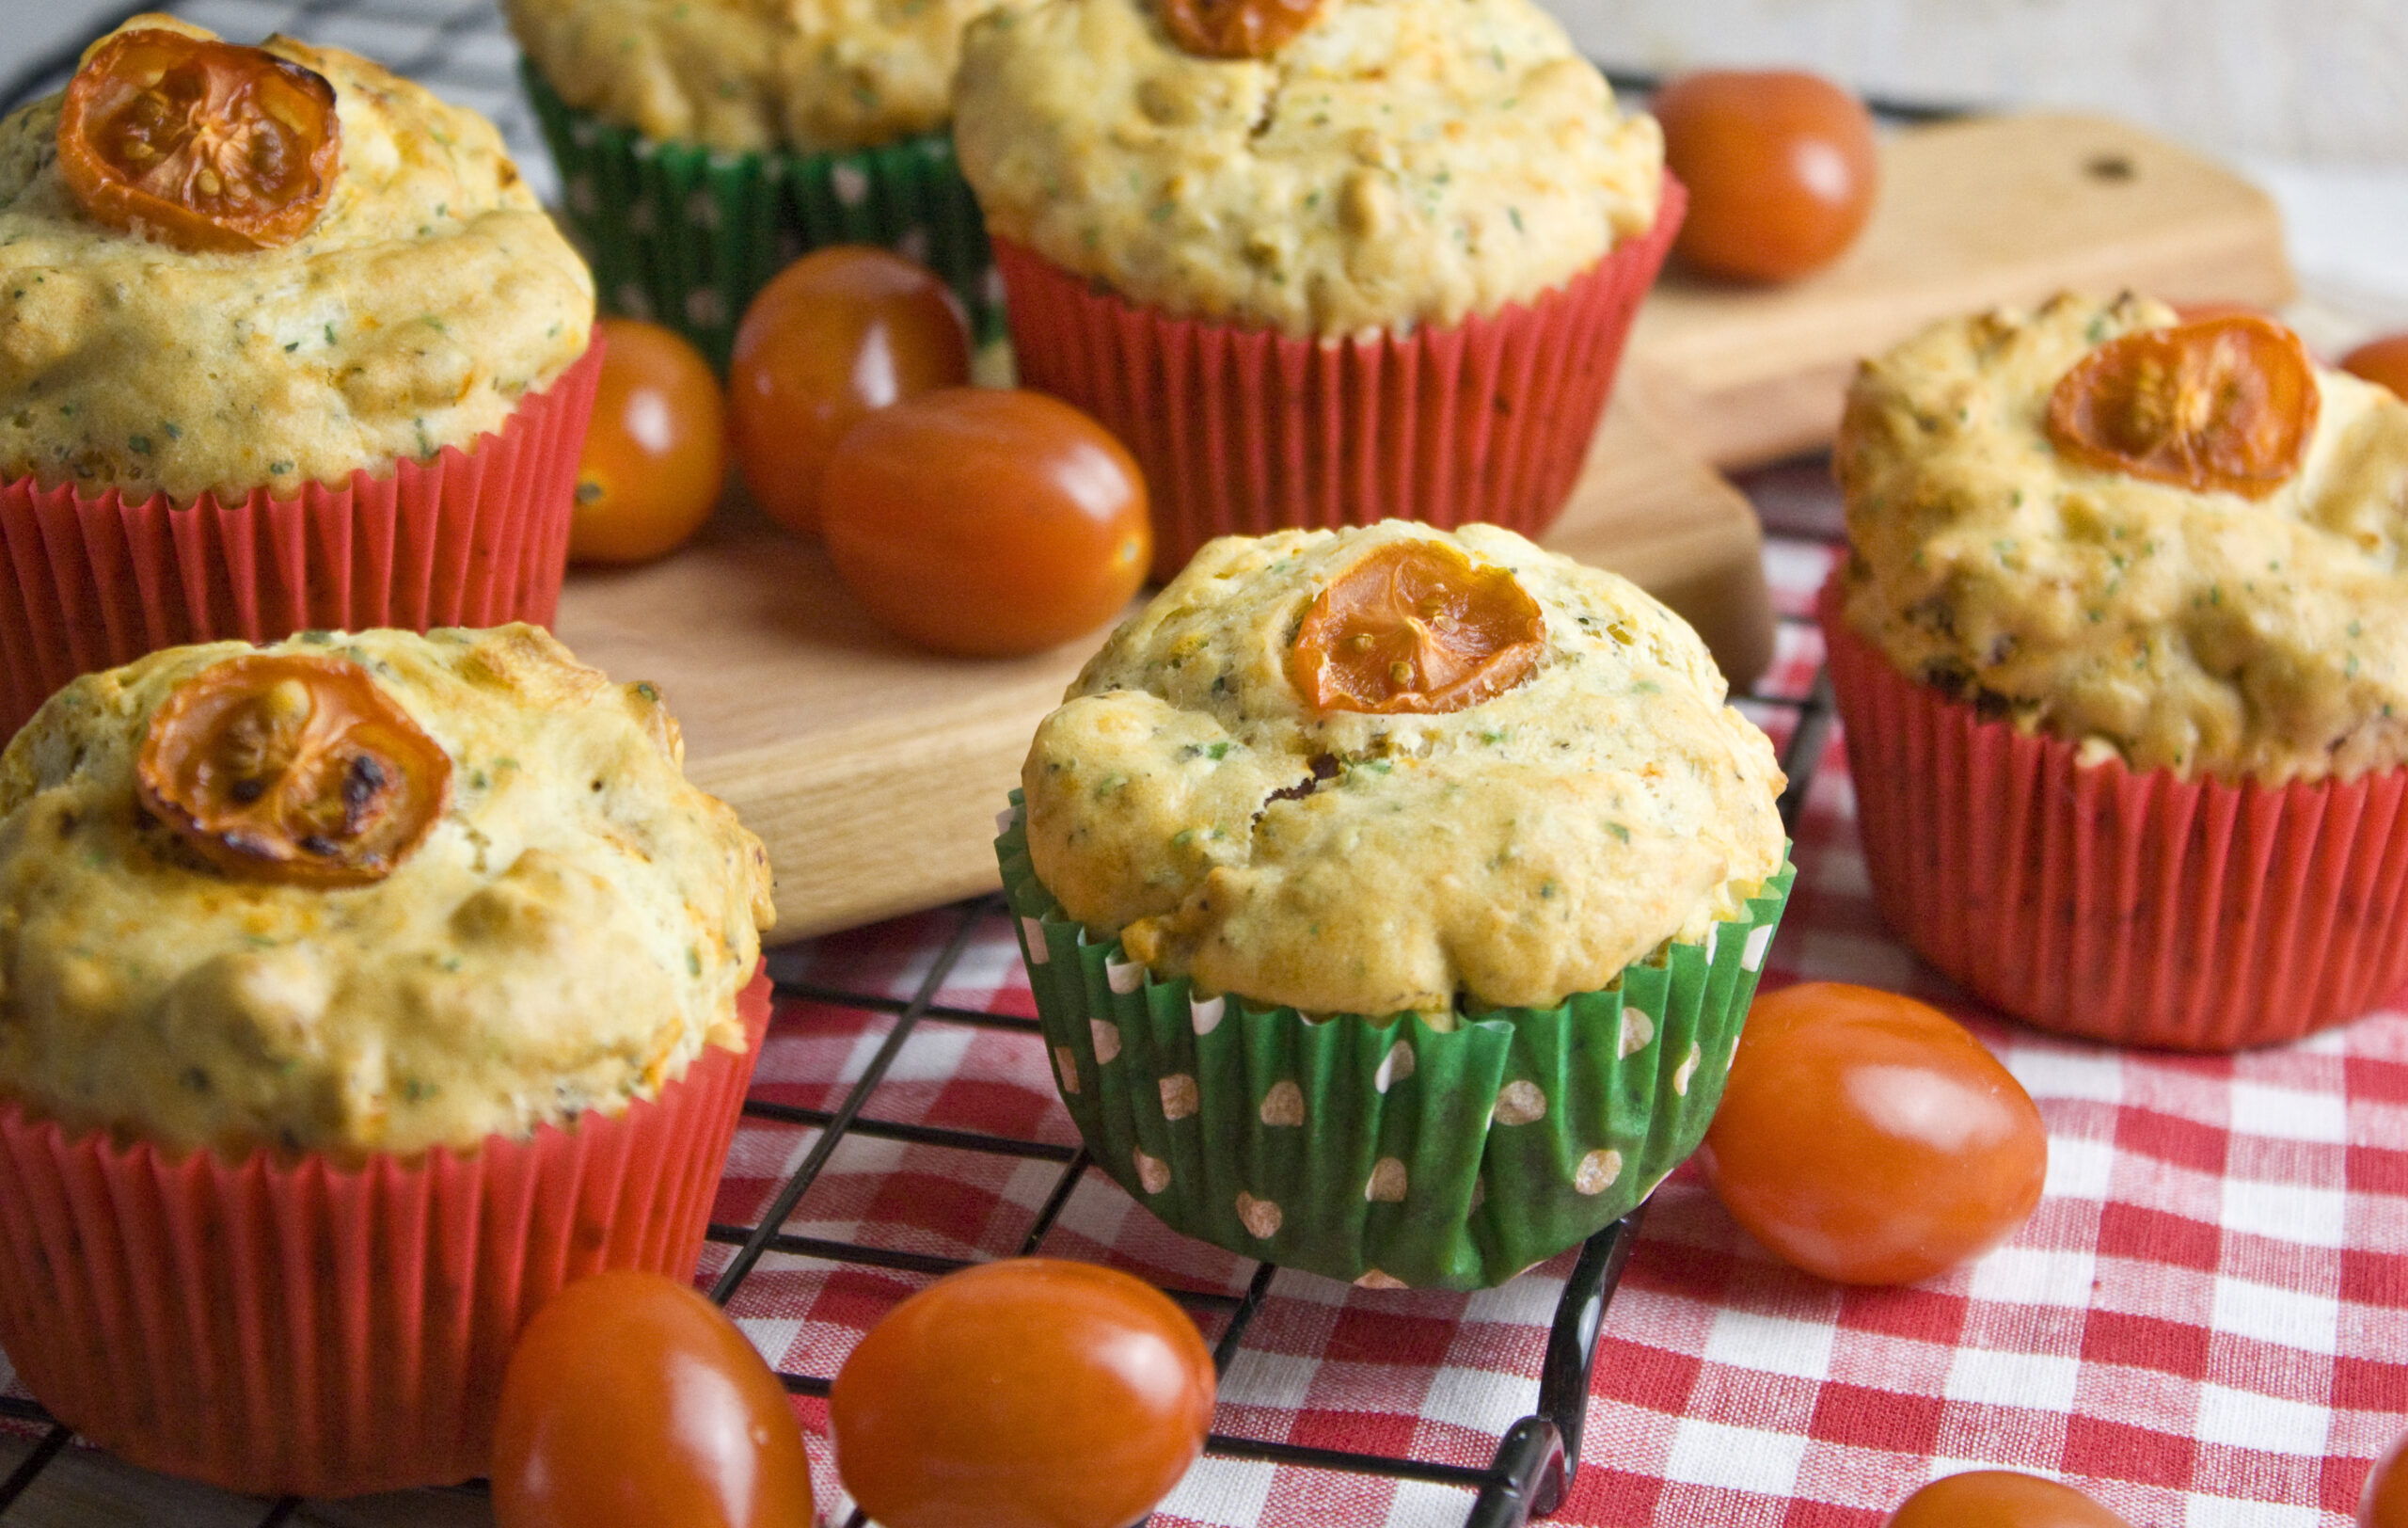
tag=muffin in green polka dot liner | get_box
[996,799,1795,1291]
[520,62,1004,369]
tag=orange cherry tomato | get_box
[1654,69,1877,283]
[818,387,1149,657]
[57,28,340,254]
[2341,332,2408,401]
[830,1258,1215,1528]
[1289,539,1545,714]
[571,319,726,565]
[1699,982,2048,1285]
[728,246,970,538]
[1888,1471,2131,1528]
[491,1270,815,1528]
[135,652,451,887]
[1158,0,1323,58]
[2047,313,2318,499]
[2365,1426,2408,1528]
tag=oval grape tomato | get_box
[830,1257,1216,1528]
[2364,1425,2408,1528]
[1699,982,2047,1285]
[571,319,726,565]
[1290,538,1545,714]
[729,246,970,538]
[819,387,1149,657]
[1888,1471,2131,1528]
[491,1270,815,1528]
[2341,333,2408,401]
[2048,312,2317,499]
[1654,69,1877,283]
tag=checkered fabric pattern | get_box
[737,493,2408,1528]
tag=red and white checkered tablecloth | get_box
[725,501,2408,1528]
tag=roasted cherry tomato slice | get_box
[729,246,970,538]
[135,653,451,887]
[491,1270,816,1528]
[830,1258,1215,1528]
[1289,539,1545,714]
[2341,332,2408,401]
[2366,1426,2408,1528]
[1888,1471,2131,1528]
[819,387,1149,657]
[571,319,726,565]
[1654,69,1877,283]
[2046,313,2319,499]
[1158,0,1323,58]
[1699,982,2048,1285]
[57,28,341,254]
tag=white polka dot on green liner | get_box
[1088,1019,1121,1064]
[1673,1042,1703,1095]
[1105,958,1143,995]
[1019,916,1049,962]
[1160,1074,1199,1120]
[1373,1040,1414,1093]
[1492,1079,1547,1125]
[684,190,721,230]
[614,282,653,320]
[1053,1045,1080,1094]
[1365,1157,1408,1202]
[1133,1148,1170,1194]
[566,175,597,215]
[1259,1080,1305,1125]
[1188,994,1224,1034]
[1575,1148,1623,1196]
[1236,1192,1282,1237]
[683,289,725,328]
[1620,1008,1655,1058]
[832,164,871,205]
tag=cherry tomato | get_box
[1653,69,1878,283]
[1159,0,1323,58]
[1289,538,1545,714]
[1888,1471,2131,1528]
[57,28,340,254]
[728,246,971,538]
[819,388,1149,657]
[2364,1425,2408,1528]
[830,1258,1215,1528]
[571,319,726,565]
[2048,313,2317,499]
[2341,332,2408,400]
[136,653,451,886]
[1699,983,2047,1285]
[491,1269,815,1528]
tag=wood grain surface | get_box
[553,398,1769,943]
[1624,112,2296,469]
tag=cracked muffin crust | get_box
[1838,292,2408,785]
[0,625,770,1160]
[951,0,1660,338]
[1020,522,1784,1019]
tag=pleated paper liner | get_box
[1820,580,2408,1050]
[991,177,1684,583]
[0,342,602,741]
[997,794,1792,1291]
[0,970,768,1499]
[522,61,1004,368]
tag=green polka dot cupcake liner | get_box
[996,794,1795,1291]
[521,62,1005,369]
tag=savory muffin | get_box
[1024,521,1782,1016]
[953,0,1661,338]
[0,623,770,1158]
[1837,292,2408,787]
[1003,523,1792,1287]
[0,14,594,505]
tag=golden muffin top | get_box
[508,0,1036,152]
[1839,292,2408,785]
[1021,522,1784,1019]
[0,625,772,1160]
[0,16,594,505]
[952,0,1660,339]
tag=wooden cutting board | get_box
[1624,111,2296,469]
[553,398,1768,941]
[557,108,2292,945]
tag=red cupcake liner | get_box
[0,969,768,1498]
[0,341,605,739]
[994,179,1684,581]
[1821,580,2408,1050]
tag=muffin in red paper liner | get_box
[1829,293,2408,1049]
[0,626,774,1495]
[953,0,1672,580]
[0,18,596,733]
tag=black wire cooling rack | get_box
[0,4,1861,1520]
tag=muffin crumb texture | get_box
[508,0,1036,151]
[1839,292,2408,785]
[0,625,771,1160]
[1021,522,1784,1019]
[0,15,594,504]
[952,0,1660,337]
